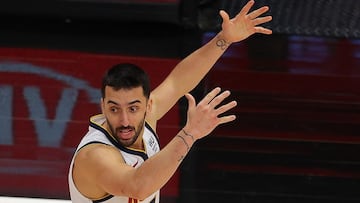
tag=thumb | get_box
[219,10,230,24]
[184,93,196,110]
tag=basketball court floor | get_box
[0,197,70,203]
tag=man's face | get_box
[101,86,149,148]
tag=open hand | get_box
[183,87,237,140]
[220,0,272,43]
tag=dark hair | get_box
[101,63,151,99]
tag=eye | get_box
[110,107,118,113]
[129,106,138,113]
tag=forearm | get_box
[132,129,195,199]
[168,32,231,94]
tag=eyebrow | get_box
[107,100,141,106]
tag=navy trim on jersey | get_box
[145,122,160,146]
[92,195,114,203]
[89,122,150,161]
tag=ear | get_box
[146,97,153,114]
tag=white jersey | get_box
[69,114,160,203]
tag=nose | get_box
[119,111,130,127]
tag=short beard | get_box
[108,116,146,147]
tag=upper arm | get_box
[73,144,138,199]
[149,77,183,123]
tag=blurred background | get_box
[0,0,360,202]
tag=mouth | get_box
[116,127,134,140]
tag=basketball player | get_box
[68,1,272,202]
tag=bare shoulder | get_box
[72,144,125,199]
[75,144,124,168]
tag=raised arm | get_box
[149,0,272,125]
[89,87,237,200]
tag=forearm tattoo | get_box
[176,134,189,162]
[216,38,230,50]
[176,130,195,162]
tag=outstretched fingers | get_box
[238,0,255,17]
[241,4,272,35]
[198,87,222,106]
[245,5,270,20]
[207,88,238,125]
[219,114,237,125]
[252,16,272,26]
[254,26,272,35]
[208,90,230,108]
[215,100,237,124]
